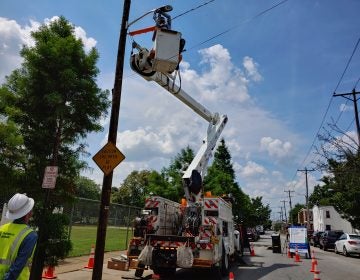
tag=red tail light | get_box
[348,241,358,245]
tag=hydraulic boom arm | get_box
[129,13,227,203]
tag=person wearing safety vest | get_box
[0,193,38,280]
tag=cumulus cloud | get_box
[180,44,262,103]
[239,161,268,177]
[0,16,97,83]
[243,56,263,82]
[260,137,292,158]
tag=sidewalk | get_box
[53,250,153,280]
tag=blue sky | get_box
[1,0,359,219]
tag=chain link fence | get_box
[63,197,141,248]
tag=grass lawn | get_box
[69,225,133,257]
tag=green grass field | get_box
[68,225,133,257]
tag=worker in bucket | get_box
[153,8,172,30]
[0,193,38,280]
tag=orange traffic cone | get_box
[310,250,317,272]
[250,244,255,256]
[229,271,235,280]
[84,244,95,269]
[294,246,301,262]
[42,266,57,279]
[313,261,320,280]
[287,245,292,258]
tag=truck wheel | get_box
[153,267,176,279]
[135,263,145,277]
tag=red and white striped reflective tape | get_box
[204,217,217,225]
[147,215,158,224]
[145,198,160,208]
[200,229,212,238]
[204,199,218,209]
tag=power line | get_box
[295,36,360,179]
[187,0,290,51]
[173,0,216,21]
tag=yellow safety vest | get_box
[0,223,34,280]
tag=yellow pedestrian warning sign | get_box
[93,142,125,175]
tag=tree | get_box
[112,170,150,207]
[0,16,109,275]
[315,121,360,229]
[289,203,305,225]
[204,138,254,225]
[248,196,271,227]
[161,146,195,201]
[74,176,101,200]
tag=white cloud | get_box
[0,17,38,82]
[186,44,254,103]
[243,56,263,82]
[260,136,292,158]
[239,161,268,177]
[74,26,97,52]
[340,103,353,112]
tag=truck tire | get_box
[153,267,176,279]
[135,263,145,277]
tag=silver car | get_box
[334,233,360,256]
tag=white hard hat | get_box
[6,193,34,220]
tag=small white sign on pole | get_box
[42,166,58,189]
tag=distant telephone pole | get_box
[298,168,315,230]
[280,200,288,223]
[333,89,360,146]
[284,190,294,224]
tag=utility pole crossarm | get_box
[333,89,360,146]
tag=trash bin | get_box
[271,233,281,253]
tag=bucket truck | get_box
[126,6,241,278]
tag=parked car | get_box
[334,233,360,256]
[310,231,324,247]
[247,228,259,241]
[319,230,344,250]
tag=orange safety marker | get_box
[42,266,57,279]
[250,244,256,256]
[129,26,156,36]
[294,245,301,262]
[310,250,317,272]
[287,245,292,258]
[229,271,235,280]
[312,261,321,280]
[84,244,95,269]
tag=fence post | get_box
[125,206,131,250]
[68,201,75,240]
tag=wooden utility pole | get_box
[298,168,315,230]
[284,190,294,224]
[280,200,287,223]
[92,1,131,279]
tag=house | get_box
[297,208,313,230]
[312,205,358,233]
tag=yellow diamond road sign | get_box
[93,142,125,175]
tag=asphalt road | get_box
[172,232,360,280]
[56,231,359,279]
